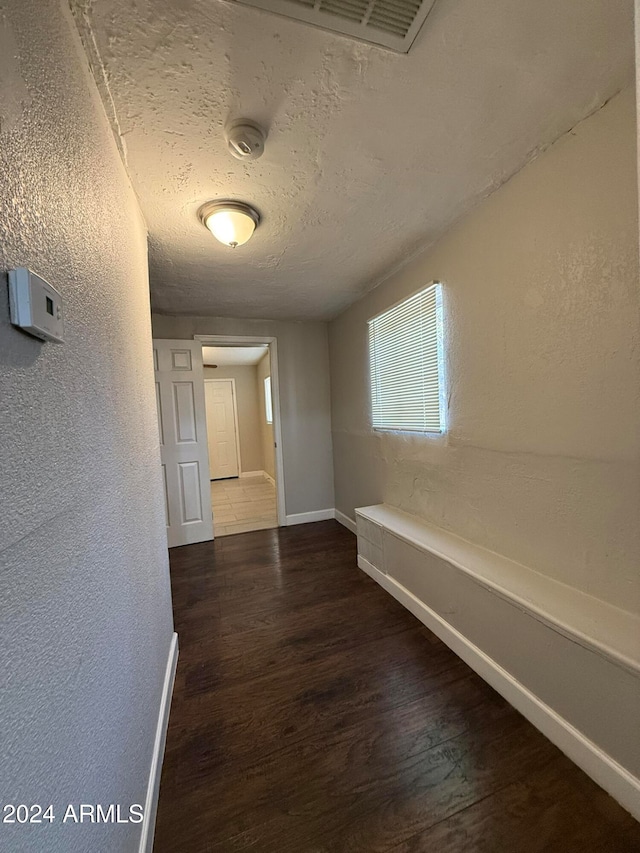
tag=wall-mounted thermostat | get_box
[8,267,64,343]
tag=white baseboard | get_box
[138,632,179,853]
[357,555,640,822]
[284,508,357,532]
[286,508,335,525]
[334,509,357,535]
[241,470,276,486]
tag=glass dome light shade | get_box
[199,201,260,248]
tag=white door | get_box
[205,380,240,480]
[153,339,214,548]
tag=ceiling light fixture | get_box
[198,200,261,248]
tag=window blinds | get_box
[368,282,445,433]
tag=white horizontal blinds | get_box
[369,282,444,432]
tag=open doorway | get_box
[198,337,285,536]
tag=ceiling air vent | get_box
[232,0,437,52]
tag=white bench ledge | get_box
[356,504,640,677]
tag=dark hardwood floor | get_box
[153,521,640,852]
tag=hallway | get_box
[153,522,640,852]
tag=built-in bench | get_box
[355,503,640,820]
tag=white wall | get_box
[204,365,264,473]
[0,2,173,851]
[152,314,335,515]
[330,85,639,614]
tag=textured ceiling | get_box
[72,0,634,321]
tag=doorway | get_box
[198,337,285,536]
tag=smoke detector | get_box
[224,120,267,161]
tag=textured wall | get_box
[204,364,264,473]
[330,86,640,613]
[152,314,335,515]
[0,2,173,851]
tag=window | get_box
[264,376,273,424]
[368,282,445,433]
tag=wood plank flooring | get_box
[153,521,640,852]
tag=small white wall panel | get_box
[356,511,385,572]
[172,382,197,443]
[161,465,169,526]
[357,515,383,549]
[178,462,203,523]
[357,536,383,571]
[218,441,231,467]
[171,349,192,370]
[155,382,164,445]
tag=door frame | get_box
[204,377,242,480]
[195,335,286,527]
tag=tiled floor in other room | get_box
[211,475,278,536]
